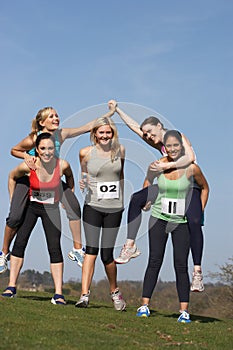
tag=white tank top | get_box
[85,146,124,211]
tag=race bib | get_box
[30,190,55,204]
[161,198,185,216]
[97,181,119,199]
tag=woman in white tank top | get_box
[75,117,126,311]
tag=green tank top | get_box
[151,172,191,223]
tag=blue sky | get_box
[0,0,232,284]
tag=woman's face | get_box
[141,123,163,144]
[40,109,60,132]
[36,138,55,163]
[95,125,113,145]
[164,135,183,161]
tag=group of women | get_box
[0,100,209,323]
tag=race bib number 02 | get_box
[97,181,119,199]
[30,190,55,204]
[161,198,185,216]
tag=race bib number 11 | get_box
[97,181,119,199]
[161,198,185,216]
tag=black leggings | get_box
[83,205,123,265]
[6,176,81,228]
[142,218,190,303]
[12,202,63,263]
[127,184,203,266]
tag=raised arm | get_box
[108,100,143,137]
[116,107,142,136]
[60,108,116,141]
[109,100,164,150]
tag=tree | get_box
[207,257,233,319]
[208,257,233,286]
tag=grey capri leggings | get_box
[83,204,123,265]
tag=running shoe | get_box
[136,305,150,317]
[0,251,9,274]
[1,286,16,298]
[68,247,85,267]
[190,271,204,292]
[111,289,126,311]
[51,294,66,305]
[75,291,90,308]
[177,310,191,323]
[114,244,141,264]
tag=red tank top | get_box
[29,159,61,204]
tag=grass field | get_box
[0,291,232,350]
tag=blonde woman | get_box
[75,117,126,311]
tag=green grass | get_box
[0,291,232,350]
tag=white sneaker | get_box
[68,247,85,267]
[111,289,126,311]
[0,251,9,274]
[190,271,204,292]
[177,310,191,323]
[136,305,150,317]
[115,244,141,264]
[75,291,90,308]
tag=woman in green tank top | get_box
[136,130,209,323]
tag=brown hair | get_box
[140,116,166,131]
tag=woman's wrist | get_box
[167,161,176,169]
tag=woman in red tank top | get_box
[2,133,74,305]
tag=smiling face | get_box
[39,108,60,132]
[94,125,113,145]
[164,135,183,161]
[36,138,55,163]
[141,123,163,144]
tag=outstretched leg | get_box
[115,185,158,264]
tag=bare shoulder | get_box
[59,158,69,168]
[20,161,31,173]
[79,146,93,163]
[79,146,92,156]
[187,163,200,177]
[59,158,70,173]
[11,161,30,176]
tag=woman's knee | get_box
[49,250,63,263]
[101,249,114,265]
[101,256,114,265]
[6,216,22,228]
[86,246,99,255]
